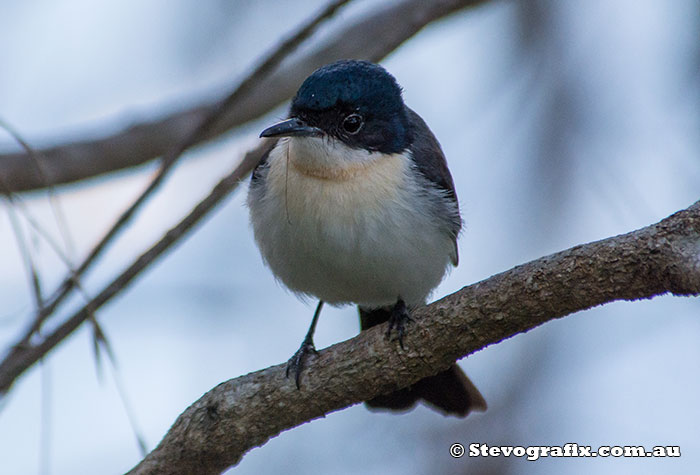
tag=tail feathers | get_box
[360,306,487,418]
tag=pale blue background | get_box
[0,1,698,474]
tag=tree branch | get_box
[0,0,489,193]
[127,200,700,475]
[0,140,275,394]
[0,0,491,397]
[19,0,349,336]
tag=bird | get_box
[247,59,486,417]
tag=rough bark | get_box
[127,200,700,475]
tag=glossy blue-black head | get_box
[261,60,411,154]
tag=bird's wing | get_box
[250,139,277,187]
[405,108,461,266]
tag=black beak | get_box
[259,117,323,138]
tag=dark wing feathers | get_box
[405,108,458,204]
[250,139,276,187]
[405,108,461,263]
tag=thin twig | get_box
[0,140,273,394]
[0,0,492,396]
[126,200,700,475]
[0,126,55,475]
[0,130,75,273]
[98,332,149,457]
[0,0,491,192]
[0,120,148,458]
[0,118,75,253]
[17,0,353,350]
[0,123,106,390]
[5,200,44,312]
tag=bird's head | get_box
[260,60,411,154]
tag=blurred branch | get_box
[0,139,274,395]
[0,0,489,193]
[126,200,700,475]
[10,0,352,364]
[0,0,491,396]
[5,201,44,311]
[0,119,76,267]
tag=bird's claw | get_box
[385,299,413,349]
[286,339,318,389]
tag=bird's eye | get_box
[342,114,363,134]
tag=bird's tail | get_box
[359,306,487,417]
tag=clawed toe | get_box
[286,339,318,389]
[385,298,413,349]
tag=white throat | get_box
[247,136,457,307]
[285,136,387,181]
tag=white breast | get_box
[247,137,456,307]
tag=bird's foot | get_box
[286,337,318,389]
[385,298,413,349]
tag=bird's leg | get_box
[286,300,324,388]
[385,297,413,349]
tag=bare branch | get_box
[0,119,76,268]
[0,0,489,193]
[0,140,274,394]
[2,121,154,455]
[0,0,491,395]
[123,200,700,475]
[15,0,353,356]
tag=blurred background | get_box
[0,0,699,474]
